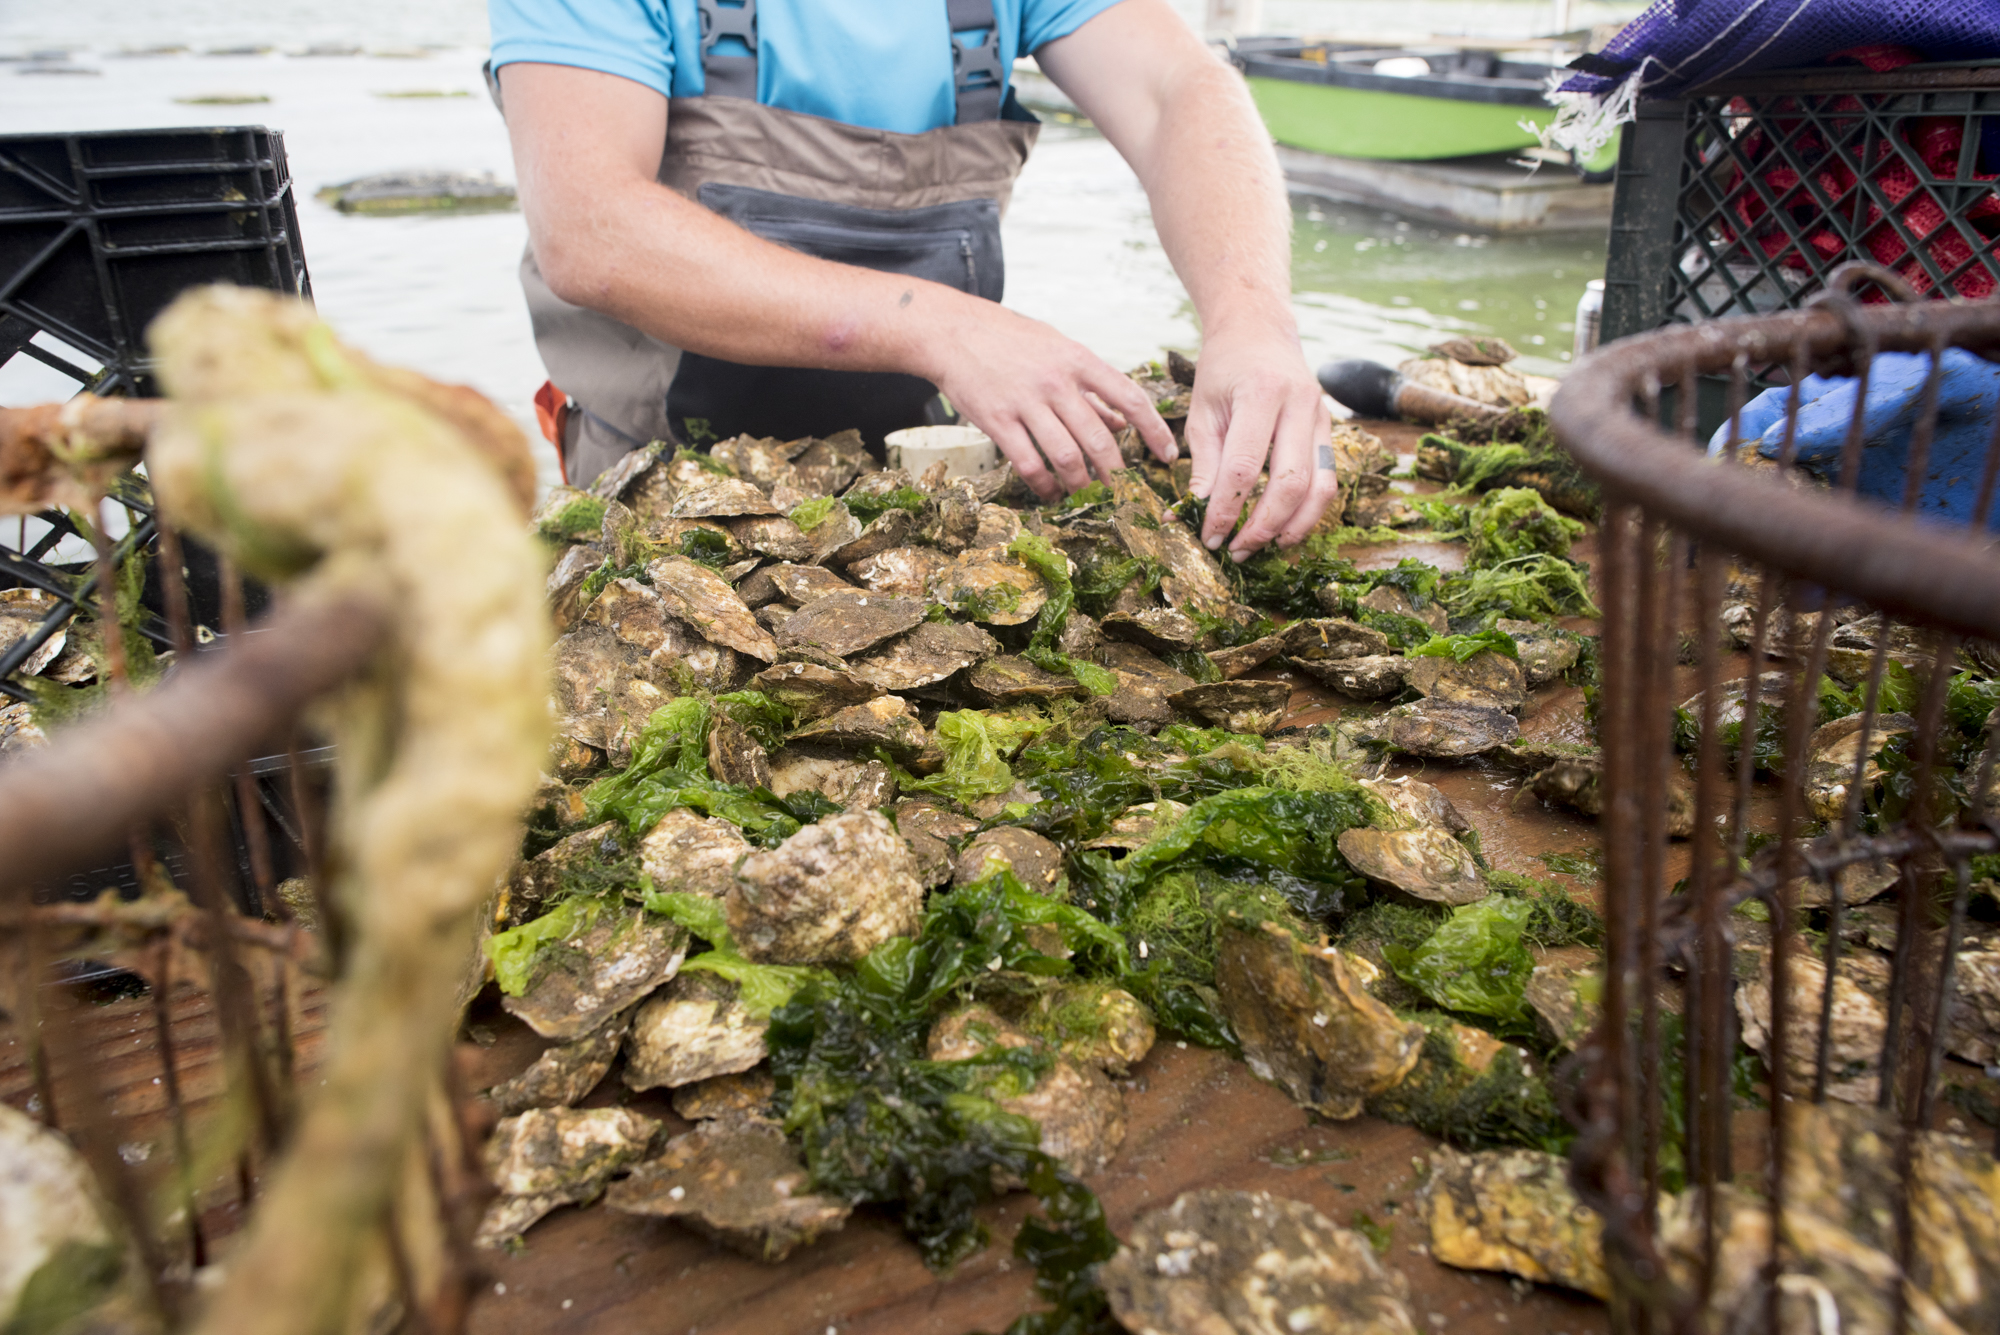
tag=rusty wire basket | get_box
[1550,272,2000,1334]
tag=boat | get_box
[1228,39,1565,163]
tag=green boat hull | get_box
[1245,77,1543,160]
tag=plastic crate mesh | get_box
[1666,85,2000,320]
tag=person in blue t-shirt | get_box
[490,0,1337,559]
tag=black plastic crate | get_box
[0,126,310,398]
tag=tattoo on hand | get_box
[1317,443,1336,470]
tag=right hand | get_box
[918,298,1176,500]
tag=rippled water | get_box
[1,0,1632,493]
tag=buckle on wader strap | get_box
[694,0,1003,122]
[696,0,759,100]
[533,380,573,484]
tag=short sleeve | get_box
[1017,0,1128,56]
[489,0,678,99]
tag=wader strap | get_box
[697,0,759,100]
[947,0,1004,125]
[693,0,1002,123]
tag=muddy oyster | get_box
[1216,918,1425,1120]
[1495,620,1580,688]
[1102,607,1202,654]
[550,621,675,765]
[606,1115,852,1262]
[1285,618,1393,662]
[1736,942,1889,1103]
[952,827,1065,893]
[1292,654,1407,700]
[1335,827,1488,907]
[1524,953,1601,1050]
[476,1106,659,1248]
[775,589,926,659]
[485,1008,632,1116]
[1167,680,1292,735]
[1423,1147,1609,1299]
[850,619,999,692]
[1532,756,1695,838]
[1099,643,1197,728]
[982,981,1157,1075]
[728,514,816,562]
[761,562,856,607]
[1403,650,1526,713]
[1099,1190,1419,1335]
[502,900,688,1041]
[1082,799,1191,855]
[623,971,768,1091]
[0,588,68,678]
[671,1068,777,1122]
[1357,583,1447,633]
[671,474,780,520]
[0,1102,120,1325]
[966,654,1089,706]
[926,1006,1127,1175]
[705,711,773,789]
[896,800,979,887]
[501,820,623,927]
[637,808,753,900]
[710,433,807,493]
[829,507,920,567]
[1357,700,1521,758]
[1804,712,1915,823]
[1208,632,1288,680]
[586,576,748,691]
[1112,502,1233,618]
[788,694,929,759]
[728,809,924,964]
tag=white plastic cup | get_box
[884,424,999,481]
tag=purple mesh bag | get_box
[1560,0,2000,99]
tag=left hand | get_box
[1183,324,1339,560]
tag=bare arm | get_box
[498,62,1172,497]
[1037,0,1336,556]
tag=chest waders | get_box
[506,0,1040,485]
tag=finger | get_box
[985,414,1061,502]
[1052,392,1126,485]
[1276,401,1342,547]
[1202,393,1280,552]
[1023,405,1092,493]
[1184,390,1225,499]
[1233,392,1321,557]
[1084,363,1176,463]
[1083,390,1130,434]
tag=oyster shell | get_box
[0,587,68,677]
[971,502,1023,550]
[727,514,816,562]
[763,562,857,607]
[1357,700,1521,758]
[637,808,753,900]
[829,507,918,567]
[501,820,623,927]
[1099,1190,1419,1335]
[896,800,979,887]
[1357,584,1447,633]
[1495,619,1581,688]
[804,503,864,563]
[1082,799,1190,855]
[1423,1147,1609,1299]
[1102,607,1202,654]
[983,981,1157,1075]
[1804,712,1915,824]
[604,1115,852,1262]
[1100,642,1197,728]
[671,1068,777,1122]
[934,479,983,553]
[0,1102,118,1322]
[484,1008,632,1116]
[1285,618,1393,661]
[775,589,926,659]
[502,900,688,1041]
[849,619,999,692]
[1403,650,1526,713]
[1524,955,1601,1050]
[1216,918,1425,1120]
[1532,756,1695,839]
[1358,776,1470,834]
[787,694,929,759]
[704,711,772,789]
[645,555,778,662]
[728,809,924,964]
[1736,942,1889,1103]
[932,553,1047,626]
[749,660,882,723]
[582,577,746,693]
[1112,501,1233,618]
[547,540,605,633]
[926,1006,1127,1175]
[0,701,49,754]
[765,744,896,808]
[1207,632,1288,680]
[710,434,807,493]
[966,654,1088,706]
[1167,680,1291,735]
[952,827,1065,893]
[550,621,675,765]
[846,545,946,599]
[476,1106,659,1248]
[623,972,768,1091]
[1335,827,1488,906]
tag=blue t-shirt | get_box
[489,0,1121,135]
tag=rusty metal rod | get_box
[0,590,390,893]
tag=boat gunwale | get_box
[1235,50,1555,108]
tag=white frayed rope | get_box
[1519,58,1658,162]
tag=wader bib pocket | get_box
[667,183,1005,448]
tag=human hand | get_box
[920,299,1176,501]
[1183,324,1339,561]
